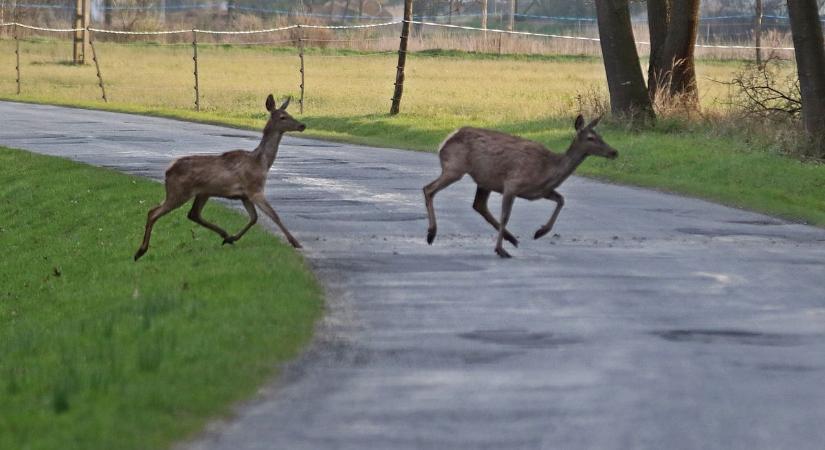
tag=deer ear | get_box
[574,114,585,131]
[279,96,291,111]
[266,94,275,112]
[587,115,603,129]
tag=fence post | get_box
[73,0,90,64]
[14,23,20,95]
[192,29,200,112]
[507,0,514,31]
[88,28,107,102]
[390,0,413,115]
[754,0,763,66]
[298,25,305,114]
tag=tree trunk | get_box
[787,0,825,149]
[646,0,700,105]
[661,0,699,102]
[508,0,515,31]
[595,0,654,120]
[646,0,670,100]
[481,0,487,29]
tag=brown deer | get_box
[423,115,618,258]
[134,94,305,261]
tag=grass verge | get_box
[0,146,323,450]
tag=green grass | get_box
[0,147,323,450]
[0,39,823,226]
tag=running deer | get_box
[423,115,618,258]
[134,94,305,261]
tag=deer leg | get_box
[251,195,301,249]
[423,171,463,244]
[534,191,565,240]
[495,193,516,258]
[223,197,258,245]
[472,187,518,247]
[187,195,231,241]
[134,196,189,261]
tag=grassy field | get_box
[1,39,823,226]
[0,147,322,450]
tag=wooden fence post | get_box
[88,28,107,102]
[507,0,515,31]
[390,0,413,115]
[755,0,763,66]
[192,29,200,111]
[73,0,90,64]
[298,25,305,114]
[14,23,20,95]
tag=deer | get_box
[423,114,618,258]
[134,94,305,261]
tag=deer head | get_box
[572,114,618,159]
[264,94,306,134]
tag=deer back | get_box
[440,127,555,193]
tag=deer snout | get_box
[297,123,306,132]
[607,149,618,159]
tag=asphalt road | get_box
[3,102,825,450]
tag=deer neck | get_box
[557,143,588,180]
[255,129,284,168]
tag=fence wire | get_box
[0,19,797,52]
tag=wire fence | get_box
[4,1,819,24]
[1,0,812,40]
[0,16,800,114]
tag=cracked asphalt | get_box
[2,102,825,450]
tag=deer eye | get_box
[279,115,286,120]
[587,135,595,141]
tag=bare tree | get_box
[787,0,825,153]
[595,0,654,120]
[719,56,802,120]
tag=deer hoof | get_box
[506,234,519,247]
[427,229,436,245]
[495,247,512,258]
[534,227,550,240]
[290,239,302,249]
[134,248,146,261]
[222,237,236,246]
